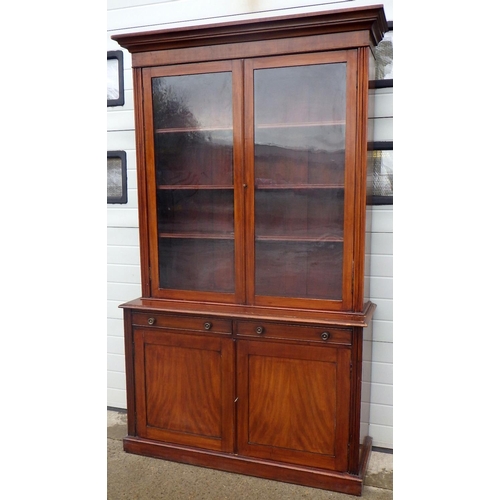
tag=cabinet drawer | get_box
[132,312,232,334]
[234,321,352,345]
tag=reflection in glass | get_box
[152,72,235,293]
[107,157,124,199]
[107,58,119,100]
[374,30,393,80]
[367,149,393,199]
[253,63,346,300]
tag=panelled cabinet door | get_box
[244,51,358,311]
[134,329,235,452]
[236,340,351,471]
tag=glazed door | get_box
[142,61,245,302]
[244,51,358,310]
[236,339,351,471]
[134,329,235,452]
[141,51,358,309]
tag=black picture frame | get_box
[369,79,393,89]
[368,141,393,206]
[107,151,128,204]
[107,50,124,106]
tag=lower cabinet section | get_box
[123,306,372,496]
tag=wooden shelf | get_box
[157,185,234,190]
[155,122,345,134]
[156,126,232,134]
[158,232,235,240]
[158,233,341,243]
[255,184,344,190]
[256,235,343,243]
[256,120,345,129]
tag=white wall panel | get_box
[369,255,393,278]
[370,382,392,407]
[107,227,139,246]
[108,0,354,32]
[108,282,142,301]
[108,353,126,373]
[108,388,127,409]
[369,404,393,427]
[369,424,392,448]
[371,117,393,142]
[107,246,140,266]
[370,232,393,255]
[368,171,393,448]
[108,334,125,355]
[107,108,135,131]
[372,320,393,343]
[108,370,127,390]
[369,361,393,385]
[370,276,393,299]
[109,0,178,9]
[108,318,125,337]
[107,206,139,227]
[372,88,393,118]
[107,130,136,150]
[372,298,393,322]
[371,341,393,364]
[108,300,125,319]
[107,264,141,284]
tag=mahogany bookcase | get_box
[113,5,388,495]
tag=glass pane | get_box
[107,58,119,100]
[152,72,235,293]
[107,157,123,199]
[253,63,346,300]
[367,149,393,199]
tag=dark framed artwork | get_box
[107,51,124,106]
[367,142,393,205]
[107,151,127,204]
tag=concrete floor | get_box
[107,410,393,499]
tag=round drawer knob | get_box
[255,326,264,335]
[204,322,212,330]
[320,331,330,341]
[147,317,156,326]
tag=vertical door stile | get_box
[243,59,256,305]
[133,67,151,298]
[142,68,161,296]
[342,51,359,311]
[353,47,370,311]
[232,60,246,305]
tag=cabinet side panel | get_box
[353,47,370,311]
[364,46,376,303]
[123,308,137,436]
[360,322,373,446]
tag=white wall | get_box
[108,0,393,35]
[107,0,394,449]
[367,86,393,448]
